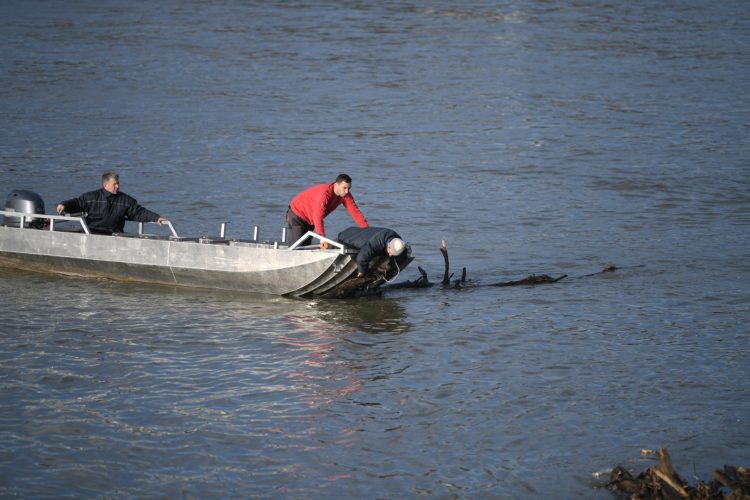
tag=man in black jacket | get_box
[56,172,167,235]
[337,226,409,277]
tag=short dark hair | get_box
[335,173,352,184]
[102,172,119,183]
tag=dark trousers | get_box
[286,208,313,246]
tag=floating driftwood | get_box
[579,263,620,278]
[387,240,567,292]
[385,266,432,290]
[607,448,750,499]
[489,273,568,287]
[336,240,620,297]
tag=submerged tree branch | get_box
[384,241,571,292]
[488,274,568,287]
[440,240,451,285]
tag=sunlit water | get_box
[1,1,748,497]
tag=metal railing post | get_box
[288,231,346,253]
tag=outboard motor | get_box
[3,190,46,229]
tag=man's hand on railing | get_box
[320,241,329,250]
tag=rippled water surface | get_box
[1,1,749,497]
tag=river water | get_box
[1,1,748,497]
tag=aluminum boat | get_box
[0,190,409,298]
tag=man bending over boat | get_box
[56,172,168,235]
[286,173,368,249]
[337,226,409,278]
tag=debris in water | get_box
[606,448,750,499]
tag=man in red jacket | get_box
[286,173,368,249]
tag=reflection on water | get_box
[0,266,414,496]
[304,297,410,335]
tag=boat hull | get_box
[0,225,356,297]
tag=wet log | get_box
[440,240,452,285]
[323,240,636,297]
[489,274,567,287]
[607,448,749,499]
[449,267,467,288]
[579,264,619,278]
[388,241,566,292]
[437,240,468,288]
[385,266,433,290]
[579,263,647,279]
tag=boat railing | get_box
[137,220,179,238]
[0,210,92,234]
[0,210,178,238]
[288,231,346,254]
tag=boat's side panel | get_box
[0,226,350,295]
[167,247,345,295]
[0,226,170,265]
[0,251,178,284]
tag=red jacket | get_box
[290,183,368,237]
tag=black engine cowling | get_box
[3,190,46,229]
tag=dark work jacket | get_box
[60,188,160,235]
[337,226,402,275]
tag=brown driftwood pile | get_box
[608,448,750,499]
